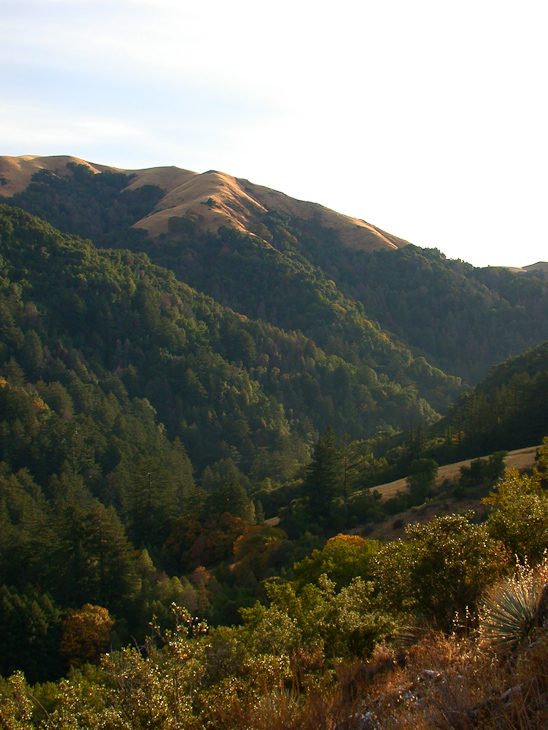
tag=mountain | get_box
[2,189,548,692]
[3,167,546,504]
[521,262,548,274]
[3,155,548,392]
[0,204,458,675]
[0,155,409,252]
[0,205,461,479]
[524,262,548,273]
[0,155,114,195]
[321,245,548,382]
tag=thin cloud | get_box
[0,101,144,148]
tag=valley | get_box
[1,156,548,729]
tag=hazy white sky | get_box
[1,0,546,267]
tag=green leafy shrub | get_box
[485,454,548,563]
[375,512,508,629]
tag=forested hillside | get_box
[282,227,548,382]
[347,339,548,498]
[2,163,548,729]
[432,340,548,459]
[0,205,453,679]
[3,439,548,728]
[5,161,548,391]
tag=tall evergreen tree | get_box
[124,454,179,548]
[303,426,342,524]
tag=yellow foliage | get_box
[60,604,114,668]
[326,533,367,548]
[31,396,48,412]
[451,429,466,443]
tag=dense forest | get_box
[3,441,548,728]
[0,205,439,678]
[6,162,548,390]
[2,165,548,728]
[361,340,548,492]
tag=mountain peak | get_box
[0,154,113,197]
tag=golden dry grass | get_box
[132,169,268,238]
[129,167,410,251]
[0,154,112,197]
[207,632,548,729]
[373,446,539,502]
[523,262,548,273]
[357,632,548,730]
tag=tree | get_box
[485,462,548,564]
[233,525,288,580]
[59,604,114,668]
[0,586,62,682]
[205,479,254,523]
[294,534,381,590]
[125,455,180,547]
[340,434,366,498]
[51,484,138,611]
[303,426,342,523]
[406,458,438,503]
[20,330,43,380]
[459,451,507,489]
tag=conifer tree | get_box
[303,426,342,523]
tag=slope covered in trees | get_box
[2,163,548,710]
[256,213,548,383]
[358,339,548,492]
[378,337,548,476]
[0,205,457,677]
[0,204,460,470]
[5,162,548,391]
[2,163,463,415]
[2,161,164,249]
[3,445,548,728]
[431,340,548,460]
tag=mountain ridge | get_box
[3,156,548,388]
[503,261,548,274]
[0,154,409,253]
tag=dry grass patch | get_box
[372,446,539,503]
[335,631,548,730]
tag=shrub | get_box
[406,458,439,503]
[374,513,509,630]
[485,466,548,563]
[480,558,548,649]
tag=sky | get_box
[1,0,546,268]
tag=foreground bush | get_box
[480,558,548,650]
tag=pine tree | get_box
[125,454,179,547]
[303,426,342,523]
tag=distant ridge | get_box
[0,154,409,254]
[523,262,548,273]
[498,261,548,274]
